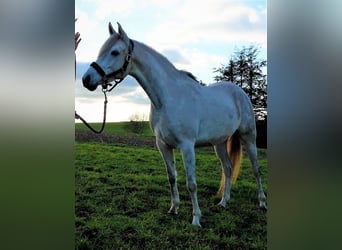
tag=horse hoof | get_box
[192,218,202,227]
[168,208,178,215]
[192,223,202,227]
[259,202,267,211]
[217,201,226,207]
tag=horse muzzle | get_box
[82,74,98,91]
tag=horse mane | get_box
[179,70,199,83]
[135,40,178,71]
[134,41,200,84]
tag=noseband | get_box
[90,39,134,91]
[75,40,134,133]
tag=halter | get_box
[75,40,134,133]
[90,39,134,92]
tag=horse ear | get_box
[108,22,117,35]
[117,22,130,44]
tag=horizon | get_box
[75,0,267,122]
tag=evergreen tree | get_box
[213,45,267,119]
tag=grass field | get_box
[75,121,154,137]
[75,123,267,249]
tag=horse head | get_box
[82,22,134,91]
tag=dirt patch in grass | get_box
[75,130,216,152]
[75,130,157,148]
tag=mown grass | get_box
[75,141,267,249]
[75,122,153,137]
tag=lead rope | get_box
[75,39,133,134]
[75,88,108,134]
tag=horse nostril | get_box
[83,75,91,86]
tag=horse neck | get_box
[129,41,180,109]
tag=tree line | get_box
[212,45,267,147]
[213,45,267,120]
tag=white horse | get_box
[82,22,267,227]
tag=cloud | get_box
[91,0,178,20]
[75,5,110,61]
[120,88,150,105]
[79,0,266,47]
[75,74,150,122]
[161,48,190,65]
[179,49,226,84]
[146,0,266,46]
[75,0,266,121]
[75,65,149,106]
[93,0,145,19]
[75,61,90,79]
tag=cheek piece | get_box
[90,39,134,91]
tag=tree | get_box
[125,112,148,134]
[213,45,267,120]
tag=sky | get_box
[75,0,267,122]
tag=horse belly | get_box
[197,119,238,145]
[196,95,240,144]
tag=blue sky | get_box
[75,0,266,122]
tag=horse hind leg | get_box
[214,142,232,207]
[240,132,267,210]
[156,139,180,214]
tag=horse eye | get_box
[111,50,120,56]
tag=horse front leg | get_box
[180,143,202,227]
[156,138,180,214]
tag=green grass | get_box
[75,121,154,137]
[75,142,267,249]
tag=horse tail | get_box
[218,131,242,196]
